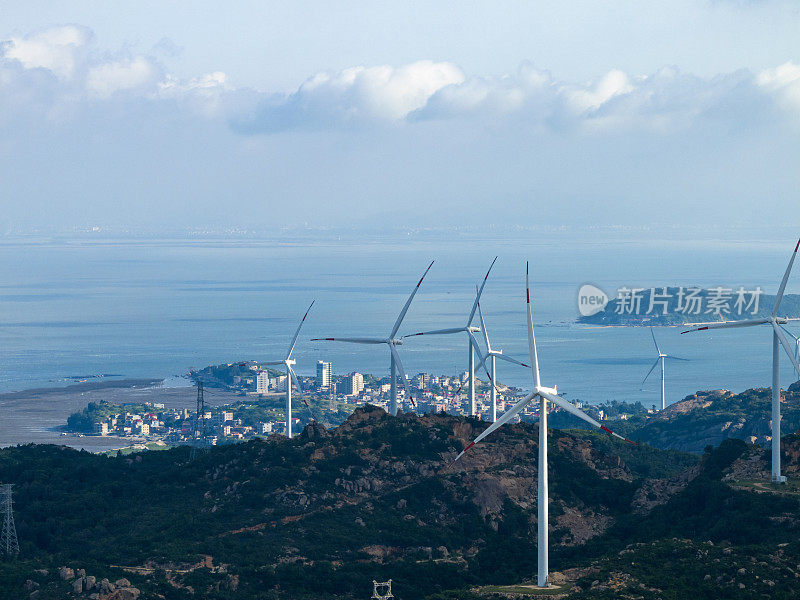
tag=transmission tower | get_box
[0,484,19,558]
[371,580,393,600]
[189,381,207,459]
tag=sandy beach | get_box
[0,379,242,452]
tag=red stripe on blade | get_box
[464,441,476,453]
[600,425,613,434]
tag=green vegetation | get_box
[3,407,800,600]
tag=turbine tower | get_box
[313,262,434,416]
[476,299,530,422]
[404,258,496,416]
[261,301,314,438]
[0,484,19,557]
[682,239,800,483]
[641,328,689,410]
[455,263,633,588]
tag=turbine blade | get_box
[650,327,661,355]
[403,327,466,337]
[390,260,434,339]
[388,343,415,407]
[494,353,530,369]
[476,296,491,351]
[773,238,800,317]
[260,361,286,366]
[468,331,493,383]
[526,262,541,388]
[681,318,770,334]
[310,337,386,344]
[290,366,322,421]
[664,356,691,362]
[286,300,314,359]
[453,391,536,462]
[466,256,498,326]
[539,390,636,444]
[773,321,800,378]
[288,366,303,400]
[641,358,660,387]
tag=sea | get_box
[1,226,799,412]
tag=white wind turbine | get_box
[682,238,800,483]
[641,328,689,411]
[403,258,497,417]
[780,325,800,365]
[455,263,634,588]
[476,298,530,422]
[259,300,315,439]
[312,261,434,416]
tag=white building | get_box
[316,360,332,389]
[256,371,270,394]
[342,372,364,395]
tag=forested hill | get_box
[1,407,800,599]
[578,288,800,325]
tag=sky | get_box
[1,1,799,233]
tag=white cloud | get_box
[757,61,800,115]
[238,60,464,132]
[86,57,160,98]
[3,25,91,79]
[1,25,799,137]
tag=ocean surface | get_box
[1,228,799,412]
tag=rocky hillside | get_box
[2,406,800,599]
[626,384,800,453]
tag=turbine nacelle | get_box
[534,385,558,396]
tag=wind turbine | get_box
[312,261,434,416]
[641,328,689,411]
[780,325,800,365]
[258,301,315,439]
[682,238,800,483]
[455,263,634,588]
[476,298,530,422]
[403,258,497,417]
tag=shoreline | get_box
[0,378,239,452]
[0,378,165,400]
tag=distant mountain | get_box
[578,289,800,326]
[1,407,800,599]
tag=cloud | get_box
[86,57,160,98]
[0,25,232,126]
[235,60,464,133]
[2,24,91,79]
[757,61,800,115]
[1,25,799,138]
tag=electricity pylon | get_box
[0,484,19,557]
[371,580,393,599]
[189,381,207,459]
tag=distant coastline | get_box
[0,378,163,400]
[578,290,800,326]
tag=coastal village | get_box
[64,360,646,451]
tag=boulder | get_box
[23,580,38,591]
[86,575,96,589]
[110,587,141,600]
[73,578,84,593]
[114,578,131,588]
[58,566,75,580]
